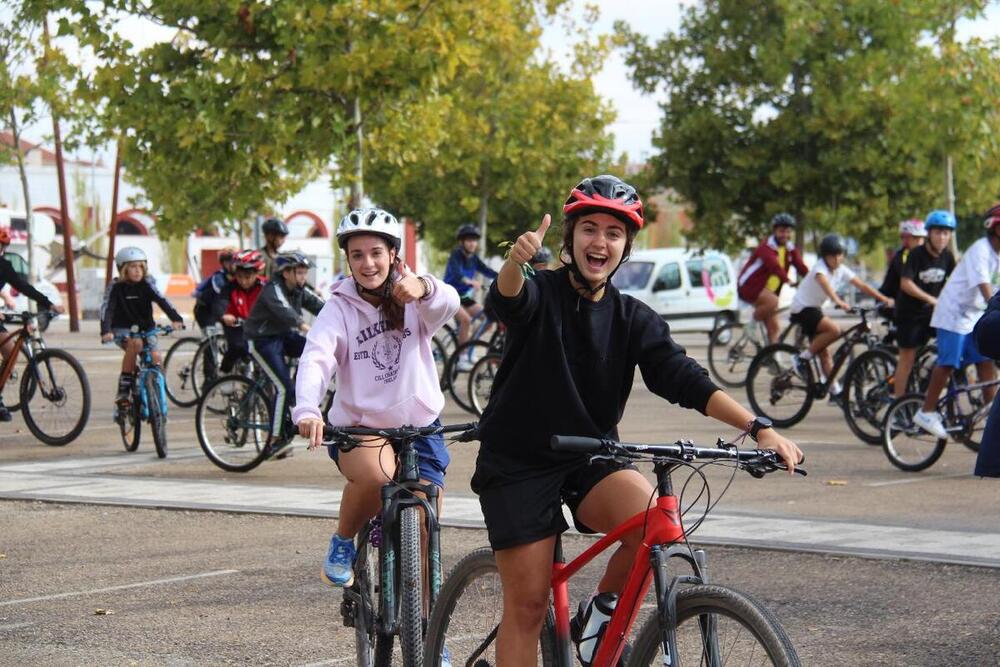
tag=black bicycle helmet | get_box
[274,251,311,274]
[771,212,796,228]
[456,223,481,240]
[262,217,289,236]
[819,233,846,257]
[530,246,554,265]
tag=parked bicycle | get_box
[425,434,804,666]
[881,369,998,471]
[746,307,896,435]
[324,422,479,667]
[113,325,174,458]
[0,311,90,446]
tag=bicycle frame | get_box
[549,462,706,667]
[0,327,29,390]
[811,310,878,395]
[121,329,169,421]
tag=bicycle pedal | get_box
[340,597,356,628]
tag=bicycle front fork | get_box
[651,545,713,666]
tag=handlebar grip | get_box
[550,435,605,454]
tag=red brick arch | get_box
[284,210,330,238]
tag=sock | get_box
[800,350,814,360]
[831,380,842,395]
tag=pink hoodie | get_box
[292,274,460,428]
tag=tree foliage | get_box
[618,0,1000,253]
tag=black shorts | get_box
[460,296,478,308]
[895,318,935,349]
[474,457,637,551]
[790,307,824,339]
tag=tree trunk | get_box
[8,110,34,283]
[945,154,959,255]
[477,160,489,245]
[350,95,364,209]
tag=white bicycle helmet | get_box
[115,246,147,270]
[898,219,927,237]
[337,208,402,250]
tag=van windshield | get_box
[611,262,654,290]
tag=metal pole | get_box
[105,137,123,287]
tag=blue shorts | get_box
[327,418,450,489]
[935,328,988,369]
[112,328,158,351]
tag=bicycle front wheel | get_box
[20,349,91,446]
[882,394,947,472]
[146,370,168,459]
[196,375,272,472]
[399,507,424,667]
[467,353,501,417]
[424,547,558,667]
[118,393,141,452]
[190,336,226,400]
[841,349,896,445]
[746,343,813,428]
[162,336,201,407]
[351,529,394,667]
[707,323,759,388]
[628,584,800,666]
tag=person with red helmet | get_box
[474,174,803,665]
[212,249,266,372]
[736,213,809,344]
[0,227,65,421]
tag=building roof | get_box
[0,131,104,168]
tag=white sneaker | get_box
[913,410,949,440]
[456,358,475,372]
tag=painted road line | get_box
[865,472,972,487]
[0,569,239,607]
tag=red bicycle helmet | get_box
[233,249,264,272]
[562,175,644,230]
[984,202,1000,231]
[0,228,11,245]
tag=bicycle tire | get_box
[628,584,800,667]
[190,335,227,400]
[841,349,896,445]
[424,547,558,667]
[196,374,272,472]
[398,507,424,667]
[351,530,394,667]
[445,340,491,414]
[432,336,449,391]
[146,370,168,459]
[746,343,814,428]
[467,353,501,417]
[2,344,31,412]
[882,394,947,472]
[118,391,141,452]
[707,323,759,388]
[910,344,937,393]
[20,348,91,447]
[162,336,201,407]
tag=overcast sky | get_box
[16,0,1000,165]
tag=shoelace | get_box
[331,540,353,564]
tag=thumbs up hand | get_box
[392,260,426,305]
[508,214,551,266]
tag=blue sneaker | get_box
[441,646,452,667]
[321,534,356,587]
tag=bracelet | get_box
[418,276,432,300]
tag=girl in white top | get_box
[789,234,892,393]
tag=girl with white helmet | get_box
[292,208,460,588]
[100,246,185,405]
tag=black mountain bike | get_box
[324,422,478,667]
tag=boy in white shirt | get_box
[915,208,1000,439]
[790,234,893,396]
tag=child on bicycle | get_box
[917,207,1000,439]
[245,250,324,457]
[444,223,498,353]
[474,174,802,666]
[213,249,266,373]
[100,247,185,406]
[192,247,237,329]
[789,234,893,399]
[892,213,955,398]
[0,227,65,421]
[292,207,460,588]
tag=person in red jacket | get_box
[213,250,266,372]
[736,213,809,343]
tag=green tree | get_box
[618,0,1000,253]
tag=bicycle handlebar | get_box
[2,310,59,326]
[550,435,806,477]
[324,422,480,451]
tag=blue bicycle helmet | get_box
[925,210,957,230]
[273,251,311,274]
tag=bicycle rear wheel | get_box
[196,375,272,472]
[350,526,394,667]
[746,343,813,428]
[841,349,896,445]
[445,340,491,414]
[190,336,226,400]
[399,507,423,667]
[146,370,168,459]
[628,584,800,666]
[20,349,91,446]
[467,353,501,417]
[162,336,201,407]
[424,547,558,667]
[707,323,759,388]
[882,394,947,472]
[2,345,31,412]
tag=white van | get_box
[612,248,738,332]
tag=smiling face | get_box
[569,212,630,286]
[347,234,395,291]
